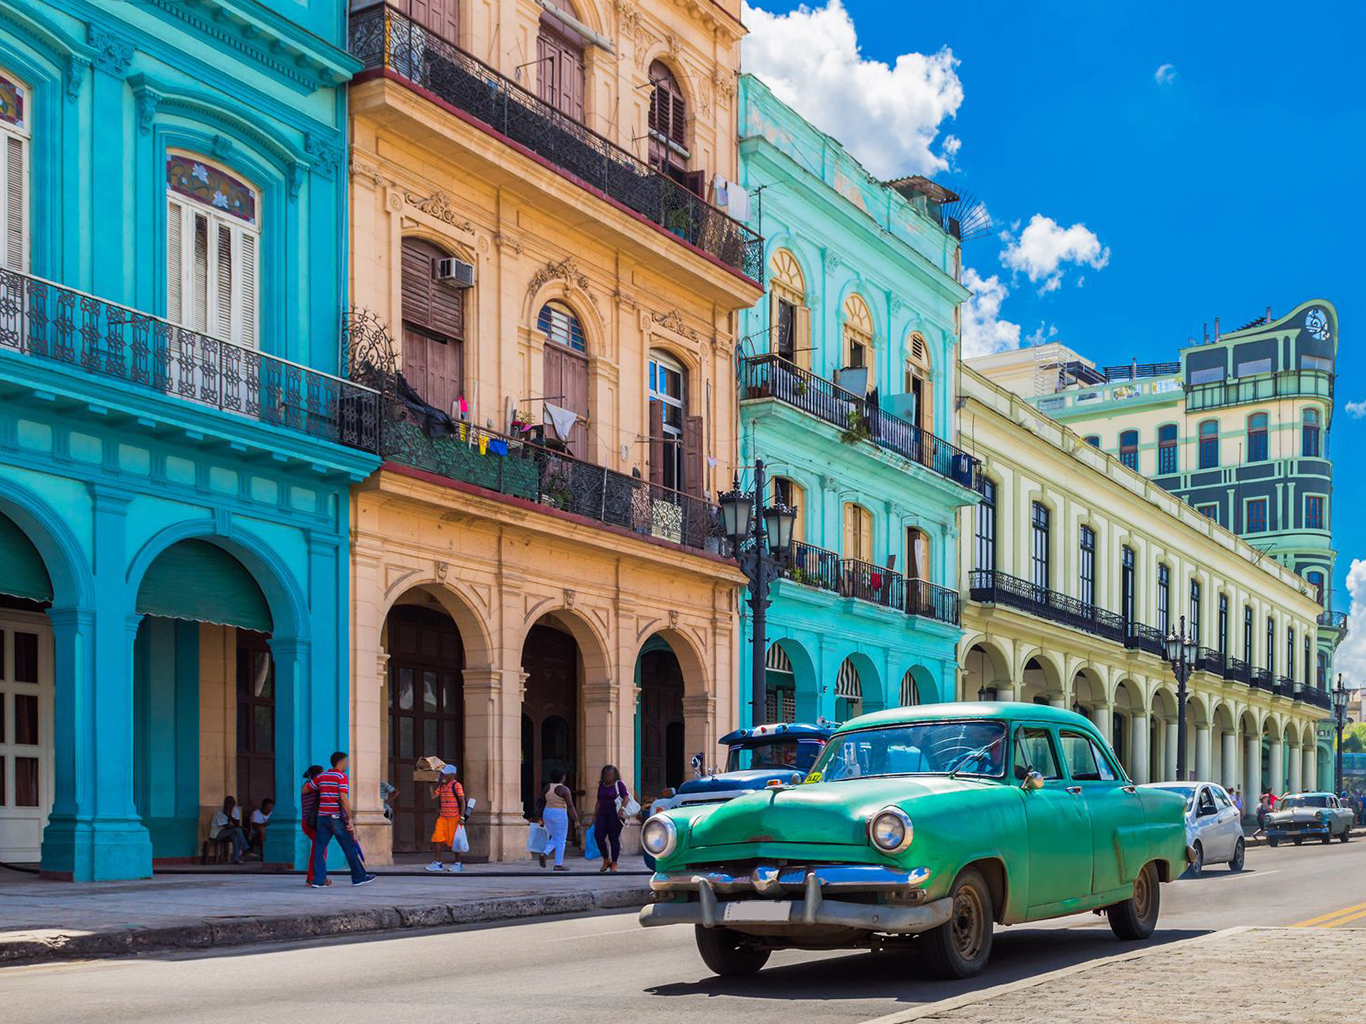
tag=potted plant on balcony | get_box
[840,408,871,446]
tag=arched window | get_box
[648,60,698,193]
[401,237,466,417]
[769,249,808,366]
[1307,570,1325,605]
[765,644,796,724]
[1302,408,1321,457]
[835,658,862,720]
[771,476,804,542]
[1247,413,1268,462]
[1084,435,1101,448]
[905,331,932,430]
[899,670,920,707]
[1156,563,1170,636]
[841,294,874,392]
[538,300,589,457]
[1198,420,1219,469]
[906,526,930,581]
[843,501,872,562]
[1157,424,1178,475]
[1119,430,1139,471]
[0,68,30,272]
[1031,501,1050,591]
[648,349,700,496]
[166,153,259,348]
[537,0,586,122]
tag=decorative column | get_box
[1163,721,1178,781]
[1130,713,1150,784]
[1089,702,1112,745]
[1244,733,1260,808]
[1305,746,1317,793]
[581,677,619,815]
[349,536,390,863]
[264,636,309,869]
[1221,731,1238,792]
[1195,725,1211,782]
[462,666,523,861]
[682,693,718,777]
[1269,739,1284,795]
[1048,697,1065,709]
[1288,742,1302,792]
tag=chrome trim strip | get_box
[640,895,953,935]
[650,863,931,894]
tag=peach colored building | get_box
[344,0,761,861]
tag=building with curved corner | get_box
[956,365,1332,797]
[343,0,761,862]
[0,0,375,879]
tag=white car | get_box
[1141,781,1245,874]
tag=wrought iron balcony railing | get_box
[1124,621,1165,657]
[1301,686,1333,711]
[905,579,960,627]
[1274,676,1297,698]
[785,540,842,593]
[1194,647,1225,675]
[0,269,381,451]
[740,355,982,492]
[1224,657,1250,684]
[968,570,1130,646]
[840,557,903,610]
[1318,610,1348,630]
[1186,368,1334,414]
[1249,667,1273,691]
[349,4,762,280]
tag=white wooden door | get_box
[0,611,53,864]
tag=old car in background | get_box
[640,703,1189,980]
[1141,781,1244,874]
[1265,792,1354,846]
[666,723,835,809]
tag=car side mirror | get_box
[1022,771,1045,792]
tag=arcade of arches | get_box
[958,633,1332,799]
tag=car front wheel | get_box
[1106,862,1160,940]
[1340,828,1351,844]
[921,867,994,980]
[1188,842,1203,876]
[1228,837,1245,872]
[694,925,771,977]
[1268,837,1279,848]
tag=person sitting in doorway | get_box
[209,796,250,864]
[248,798,274,859]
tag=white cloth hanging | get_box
[712,176,750,221]
[543,402,579,442]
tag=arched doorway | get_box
[835,657,863,721]
[961,640,1009,702]
[637,635,685,802]
[521,614,582,815]
[384,600,464,853]
[765,643,797,723]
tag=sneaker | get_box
[425,861,445,872]
[353,874,378,887]
[446,863,463,873]
[308,883,327,888]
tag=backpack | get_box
[302,784,320,831]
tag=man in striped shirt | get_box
[308,751,375,887]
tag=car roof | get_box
[836,702,1099,732]
[718,723,834,744]
[1284,791,1334,799]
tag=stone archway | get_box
[961,638,1010,702]
[1019,650,1065,707]
[1111,678,1146,781]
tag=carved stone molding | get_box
[305,132,344,179]
[88,25,134,78]
[650,308,698,341]
[529,256,590,295]
[493,233,524,255]
[135,88,161,135]
[403,190,474,230]
[65,55,90,102]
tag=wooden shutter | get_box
[794,306,811,368]
[683,170,706,198]
[191,212,209,332]
[166,198,184,323]
[2,131,25,272]
[670,94,687,147]
[544,341,588,458]
[843,504,856,559]
[239,230,257,348]
[215,223,234,342]
[405,0,458,40]
[683,414,703,498]
[538,25,584,122]
[401,237,466,414]
[648,399,665,487]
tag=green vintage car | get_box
[639,702,1190,979]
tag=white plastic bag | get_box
[451,824,470,853]
[526,822,550,853]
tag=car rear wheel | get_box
[1340,829,1351,843]
[1268,837,1279,848]
[1106,862,1160,940]
[1228,838,1245,872]
[1293,837,1303,846]
[1188,842,1203,876]
[1322,831,1333,845]
[921,867,994,980]
[694,925,771,977]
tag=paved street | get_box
[4,840,1364,1024]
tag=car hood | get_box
[687,776,982,849]
[1267,808,1324,824]
[677,769,804,796]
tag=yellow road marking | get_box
[1321,907,1366,928]
[1291,901,1366,928]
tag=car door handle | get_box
[1121,785,1137,794]
[1066,786,1083,795]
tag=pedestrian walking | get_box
[301,764,325,886]
[427,764,467,873]
[594,765,630,873]
[1256,792,1270,832]
[540,769,579,872]
[308,751,375,888]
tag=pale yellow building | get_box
[955,366,1331,799]
[344,0,761,861]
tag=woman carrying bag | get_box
[540,769,579,871]
[593,765,639,873]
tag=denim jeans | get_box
[313,814,368,885]
[216,826,249,861]
[542,808,569,867]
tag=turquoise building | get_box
[735,75,980,725]
[0,1,376,880]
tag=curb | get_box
[0,887,651,967]
[1243,826,1360,848]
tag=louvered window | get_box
[166,154,259,349]
[0,70,30,273]
[648,61,687,149]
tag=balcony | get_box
[1224,657,1250,685]
[0,269,381,451]
[968,570,1130,646]
[1185,368,1334,413]
[1249,667,1273,691]
[784,541,959,626]
[740,355,982,492]
[1124,622,1165,657]
[349,4,762,280]
[1318,610,1348,630]
[1274,676,1297,699]
[1301,686,1333,711]
[1194,647,1225,676]
[383,413,721,554]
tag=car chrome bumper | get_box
[1266,825,1330,837]
[640,884,951,935]
[649,863,931,896]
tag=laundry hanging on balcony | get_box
[712,176,750,220]
[543,402,579,442]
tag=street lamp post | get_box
[1333,672,1349,794]
[1164,615,1196,781]
[719,458,797,729]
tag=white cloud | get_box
[1345,400,1366,419]
[1000,214,1111,294]
[1335,560,1366,689]
[1025,321,1059,346]
[960,267,1021,358]
[1154,63,1178,85]
[741,1,964,178]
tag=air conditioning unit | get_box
[434,257,475,288]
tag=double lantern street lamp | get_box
[719,458,798,729]
[1164,615,1197,782]
[1333,673,1349,793]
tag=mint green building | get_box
[734,75,981,725]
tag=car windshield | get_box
[1154,784,1198,809]
[808,720,1008,782]
[1281,796,1328,809]
[724,739,825,773]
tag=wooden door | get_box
[521,624,579,814]
[537,17,585,122]
[400,238,465,417]
[402,0,458,39]
[544,341,589,458]
[0,609,52,864]
[639,648,684,800]
[235,630,275,821]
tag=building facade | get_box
[734,75,979,727]
[968,300,1344,689]
[0,0,375,879]
[344,0,762,862]
[956,366,1332,798]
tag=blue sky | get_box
[743,0,1365,623]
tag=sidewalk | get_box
[0,861,650,966]
[865,927,1366,1024]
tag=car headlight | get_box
[642,815,678,858]
[867,807,913,854]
